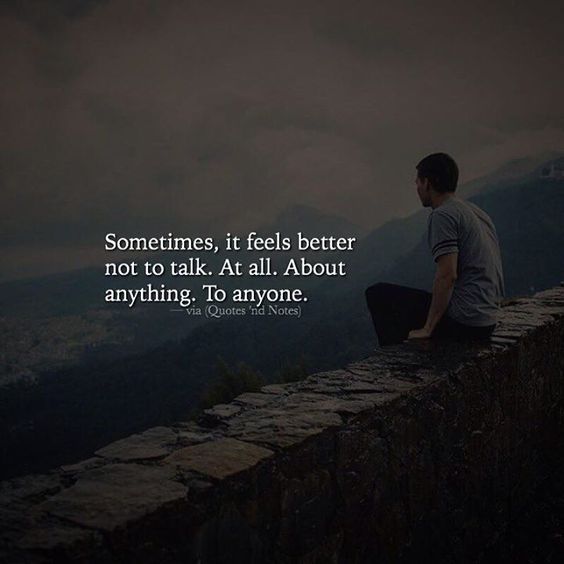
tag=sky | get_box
[1,0,564,281]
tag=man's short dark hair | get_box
[416,153,459,193]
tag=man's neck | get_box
[430,191,456,209]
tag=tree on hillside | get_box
[199,357,264,409]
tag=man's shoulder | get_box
[428,199,462,225]
[433,197,491,223]
[457,197,483,213]
[457,198,496,228]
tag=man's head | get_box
[415,153,459,207]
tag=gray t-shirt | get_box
[427,197,505,326]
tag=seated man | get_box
[365,153,505,345]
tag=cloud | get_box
[1,0,563,280]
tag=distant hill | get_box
[458,152,564,198]
[2,157,564,479]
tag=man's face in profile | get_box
[416,175,431,207]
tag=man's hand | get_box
[408,327,432,340]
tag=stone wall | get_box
[2,286,564,563]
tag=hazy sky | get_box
[1,0,563,281]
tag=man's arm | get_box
[408,252,458,339]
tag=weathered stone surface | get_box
[94,426,177,461]
[0,472,61,503]
[233,392,278,407]
[164,438,273,480]
[491,328,526,339]
[278,468,336,551]
[346,391,403,405]
[41,463,186,531]
[340,381,388,393]
[489,335,519,346]
[18,524,102,552]
[61,456,106,474]
[175,430,215,445]
[2,286,563,564]
[261,383,292,395]
[199,403,242,426]
[283,392,373,415]
[226,408,343,448]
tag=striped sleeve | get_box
[427,209,459,262]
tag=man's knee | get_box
[365,282,394,303]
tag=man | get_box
[365,153,504,345]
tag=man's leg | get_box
[365,283,432,345]
[434,316,496,342]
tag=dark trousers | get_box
[365,282,496,346]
